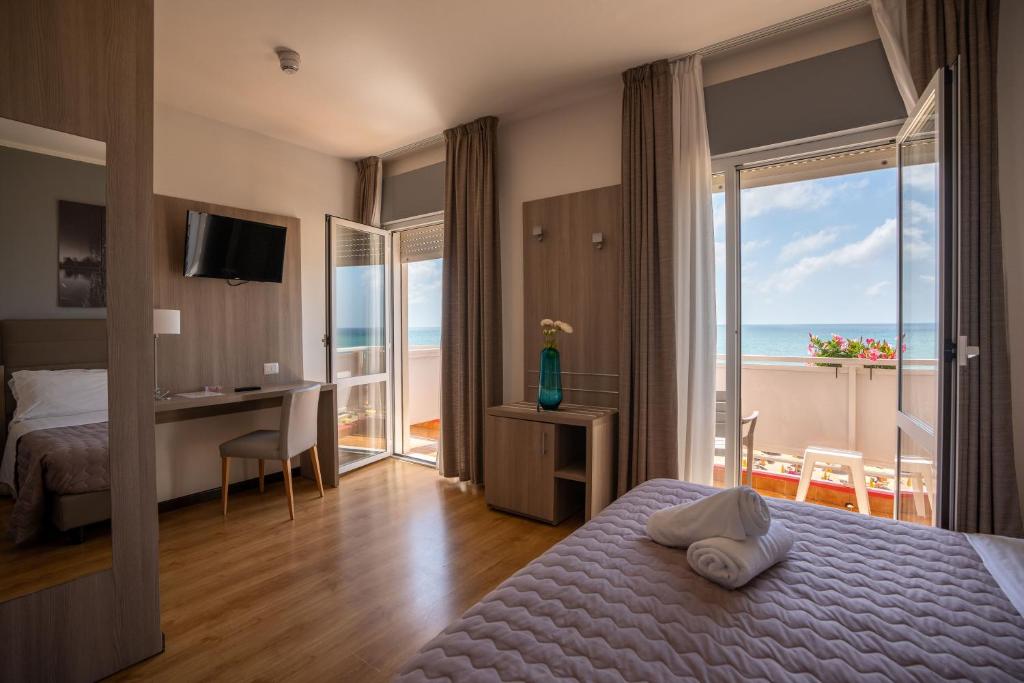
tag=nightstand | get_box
[484,402,617,524]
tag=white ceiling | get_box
[155,0,838,160]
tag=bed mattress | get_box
[398,479,1024,682]
[9,422,109,544]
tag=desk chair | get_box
[219,384,325,520]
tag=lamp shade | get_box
[153,309,180,335]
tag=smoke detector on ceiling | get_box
[275,47,301,75]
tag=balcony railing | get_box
[717,354,935,469]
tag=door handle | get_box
[957,336,980,367]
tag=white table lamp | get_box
[154,308,180,400]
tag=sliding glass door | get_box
[895,66,958,527]
[327,216,392,471]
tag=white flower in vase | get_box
[540,318,573,349]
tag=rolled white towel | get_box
[646,486,771,548]
[686,522,794,589]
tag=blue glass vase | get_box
[537,346,563,411]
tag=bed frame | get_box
[1,319,111,540]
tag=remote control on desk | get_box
[234,385,261,392]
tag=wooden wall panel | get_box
[153,195,303,394]
[0,0,163,679]
[523,185,621,409]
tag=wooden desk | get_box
[485,402,617,523]
[155,382,339,487]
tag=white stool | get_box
[900,457,935,517]
[796,446,871,515]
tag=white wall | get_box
[998,0,1024,518]
[153,103,357,500]
[497,87,622,403]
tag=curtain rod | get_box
[379,133,445,161]
[379,0,867,159]
[669,0,868,63]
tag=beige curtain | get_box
[439,116,502,483]
[618,60,678,495]
[355,156,382,227]
[870,0,918,112]
[906,0,1021,536]
[671,56,717,487]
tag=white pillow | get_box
[9,369,108,422]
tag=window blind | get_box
[400,223,444,263]
[335,231,383,267]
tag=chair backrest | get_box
[280,384,320,458]
[715,390,727,439]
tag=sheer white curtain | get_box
[870,0,916,113]
[671,56,716,486]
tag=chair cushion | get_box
[219,430,283,460]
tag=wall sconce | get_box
[592,232,605,249]
[532,225,544,242]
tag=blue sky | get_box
[335,258,442,330]
[405,258,442,328]
[713,164,937,325]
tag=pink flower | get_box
[869,349,880,361]
[866,338,875,345]
[832,334,843,342]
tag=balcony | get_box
[717,354,937,524]
[332,344,441,464]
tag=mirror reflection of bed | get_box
[0,118,112,603]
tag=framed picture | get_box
[57,200,106,308]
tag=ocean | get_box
[722,323,935,359]
[336,326,441,348]
[338,323,936,359]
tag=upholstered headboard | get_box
[0,319,108,444]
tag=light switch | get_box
[263,362,280,375]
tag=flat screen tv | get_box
[183,211,287,283]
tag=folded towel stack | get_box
[646,486,792,589]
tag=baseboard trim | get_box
[157,466,301,514]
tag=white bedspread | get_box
[1,410,108,497]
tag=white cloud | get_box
[903,164,936,194]
[766,218,897,292]
[407,259,442,306]
[742,239,768,253]
[779,228,840,261]
[742,182,834,219]
[864,280,889,297]
[712,196,726,235]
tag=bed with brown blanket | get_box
[9,422,109,545]
[1,319,111,544]
[398,479,1024,682]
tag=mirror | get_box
[0,117,112,601]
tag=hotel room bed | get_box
[1,319,111,544]
[398,479,1024,682]
[7,420,109,545]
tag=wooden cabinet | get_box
[484,403,617,524]
[484,417,555,521]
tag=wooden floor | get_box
[0,497,112,602]
[115,458,580,681]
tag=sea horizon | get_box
[337,323,936,359]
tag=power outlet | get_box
[263,362,280,375]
